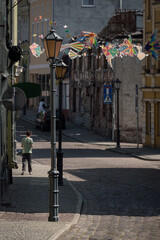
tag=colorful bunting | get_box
[70,42,84,52]
[119,36,137,57]
[29,43,43,57]
[81,31,98,47]
[136,45,146,60]
[30,16,154,66]
[68,50,78,59]
[101,43,113,57]
[145,29,160,60]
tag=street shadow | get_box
[66,167,160,217]
[30,148,132,160]
[1,176,77,215]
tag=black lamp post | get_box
[56,61,68,186]
[43,28,63,222]
[114,78,121,148]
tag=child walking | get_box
[21,130,33,175]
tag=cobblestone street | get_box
[58,142,160,240]
[1,119,160,240]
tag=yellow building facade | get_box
[142,0,160,148]
[29,0,52,109]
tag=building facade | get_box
[141,0,160,148]
[18,0,30,84]
[0,0,20,201]
[28,0,143,117]
[69,10,143,143]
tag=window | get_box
[79,54,82,71]
[146,55,151,73]
[41,4,44,13]
[82,0,95,7]
[73,58,77,70]
[104,56,108,69]
[97,48,101,70]
[47,74,50,91]
[32,7,35,16]
[147,0,152,19]
[47,2,49,12]
[146,102,151,134]
[42,75,45,91]
[157,59,160,73]
[37,22,39,44]
[46,20,49,35]
[88,49,92,70]
[96,87,100,114]
[73,88,77,112]
[37,6,39,16]
[41,21,44,47]
[158,103,160,135]
[32,23,34,43]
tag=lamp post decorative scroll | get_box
[43,28,63,222]
[56,61,68,186]
[114,78,121,148]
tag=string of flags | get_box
[144,29,160,60]
[28,15,160,68]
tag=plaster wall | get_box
[53,0,143,42]
[115,56,143,142]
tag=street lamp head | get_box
[43,28,63,59]
[56,60,68,80]
[114,78,121,90]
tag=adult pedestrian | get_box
[38,97,47,113]
[21,130,33,175]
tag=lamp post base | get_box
[57,151,63,186]
[48,169,59,222]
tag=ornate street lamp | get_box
[56,60,68,186]
[43,28,63,222]
[114,78,121,148]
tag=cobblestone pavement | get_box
[0,120,81,240]
[57,141,160,240]
[4,118,160,240]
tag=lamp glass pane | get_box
[43,39,49,58]
[55,40,62,58]
[62,67,68,78]
[56,66,62,79]
[47,40,56,58]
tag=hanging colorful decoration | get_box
[30,14,153,68]
[145,29,160,60]
[101,43,113,57]
[81,31,98,47]
[29,43,44,57]
[70,42,84,52]
[68,50,78,59]
[119,36,137,57]
[136,44,146,60]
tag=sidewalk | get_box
[21,108,160,161]
[1,162,82,240]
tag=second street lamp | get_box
[43,28,63,222]
[56,60,68,186]
[114,78,121,148]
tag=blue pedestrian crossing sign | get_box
[103,85,112,103]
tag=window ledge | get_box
[81,5,95,8]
